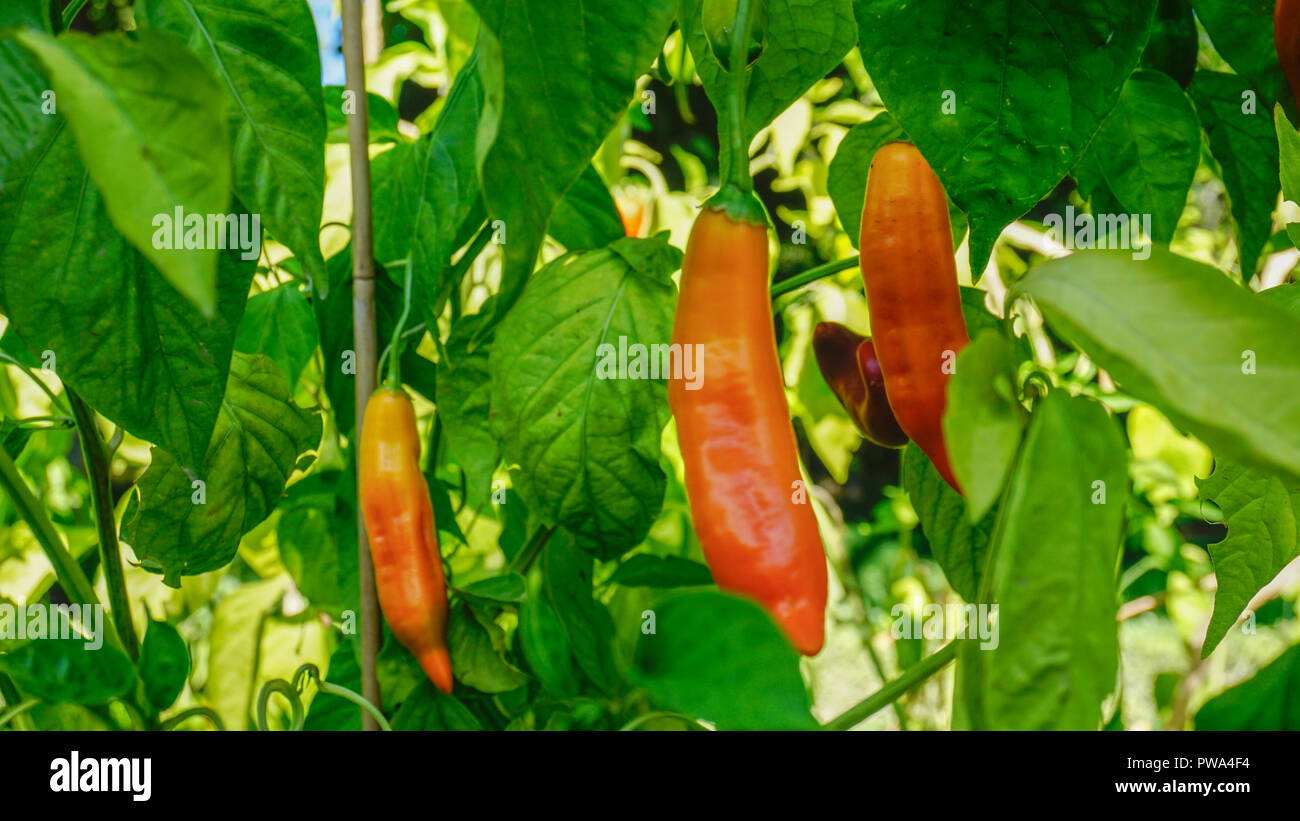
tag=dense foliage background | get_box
[0,0,1298,731]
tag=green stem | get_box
[291,664,391,731]
[0,353,69,412]
[68,389,139,660]
[822,641,959,731]
[256,679,305,731]
[160,706,226,731]
[724,0,757,192]
[381,260,416,390]
[506,526,555,575]
[770,255,859,299]
[0,699,39,730]
[0,446,106,623]
[60,0,89,30]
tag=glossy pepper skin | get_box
[1278,0,1300,114]
[669,206,828,656]
[813,321,908,448]
[860,142,969,493]
[360,387,454,694]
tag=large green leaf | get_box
[436,316,498,509]
[138,0,328,292]
[681,0,857,185]
[468,0,675,323]
[121,353,320,585]
[1015,249,1300,484]
[371,136,459,310]
[234,283,319,388]
[391,682,483,730]
[1188,71,1280,279]
[548,163,624,251]
[853,0,1157,273]
[14,29,231,315]
[1077,70,1200,243]
[903,443,994,602]
[1193,283,1300,657]
[1192,0,1289,106]
[137,619,190,713]
[489,236,680,557]
[543,534,617,693]
[0,639,135,705]
[1194,644,1300,730]
[633,591,816,730]
[0,126,253,469]
[956,391,1127,730]
[943,330,1027,524]
[519,583,580,699]
[447,602,528,693]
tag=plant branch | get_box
[341,0,383,731]
[770,256,859,300]
[822,640,959,731]
[68,388,139,660]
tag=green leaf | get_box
[0,639,134,705]
[633,591,815,730]
[204,577,287,729]
[138,0,327,293]
[1079,70,1200,243]
[610,554,713,588]
[468,0,676,321]
[0,126,254,469]
[137,619,189,713]
[447,602,528,693]
[1014,248,1300,484]
[903,443,994,602]
[458,574,527,605]
[323,86,400,144]
[391,682,483,730]
[277,475,359,620]
[1277,106,1300,250]
[548,164,625,250]
[1188,71,1281,279]
[371,136,460,313]
[14,29,231,316]
[490,237,680,557]
[1139,0,1197,88]
[853,0,1158,273]
[543,534,617,693]
[944,330,1028,523]
[682,0,856,186]
[518,588,580,699]
[1194,645,1300,729]
[1197,461,1300,656]
[436,318,498,509]
[1191,0,1289,106]
[0,1,51,32]
[957,391,1127,730]
[827,112,967,249]
[235,284,319,388]
[122,353,320,585]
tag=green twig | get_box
[0,446,105,620]
[507,526,555,575]
[770,256,860,300]
[292,664,391,731]
[822,641,959,731]
[724,0,757,192]
[0,699,40,730]
[68,389,139,660]
[256,679,305,731]
[160,706,226,731]
[60,0,89,30]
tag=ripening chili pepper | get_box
[669,203,828,656]
[1277,0,1300,114]
[360,387,454,694]
[859,142,969,493]
[813,321,908,448]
